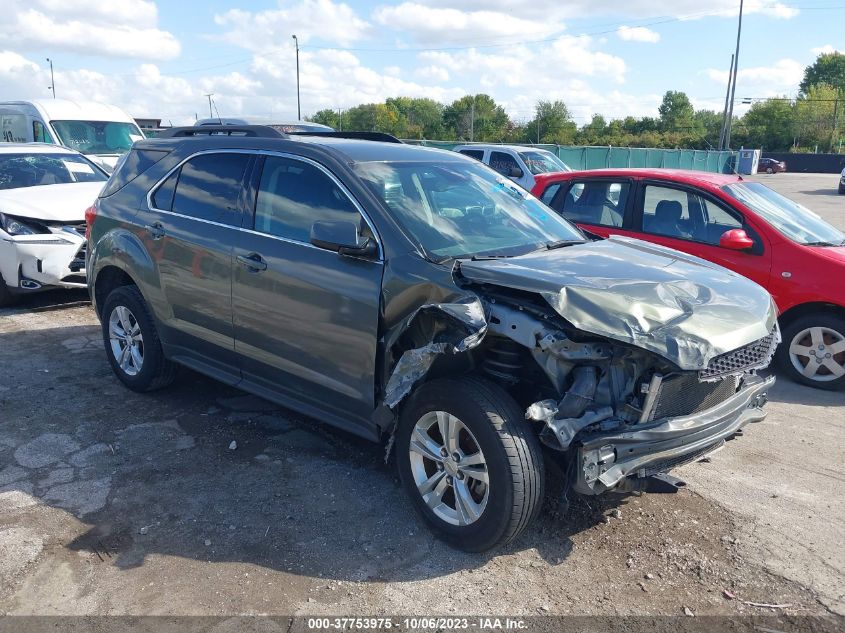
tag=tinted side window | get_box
[255,156,361,243]
[151,167,179,211]
[170,153,250,226]
[489,151,519,176]
[459,149,484,160]
[560,181,629,227]
[540,183,561,205]
[103,148,169,197]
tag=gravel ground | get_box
[0,173,843,625]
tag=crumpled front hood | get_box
[0,182,103,223]
[459,236,778,370]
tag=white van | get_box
[0,99,145,172]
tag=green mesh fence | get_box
[407,141,737,174]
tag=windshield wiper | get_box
[543,239,584,250]
[804,241,843,247]
[470,253,518,260]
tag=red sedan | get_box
[531,169,845,390]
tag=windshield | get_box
[518,150,571,175]
[722,182,845,246]
[0,153,107,190]
[50,120,144,155]
[355,160,584,259]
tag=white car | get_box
[0,143,107,306]
[453,144,572,192]
[839,167,844,195]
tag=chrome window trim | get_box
[145,148,384,261]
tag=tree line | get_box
[309,52,845,153]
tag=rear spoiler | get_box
[158,125,286,138]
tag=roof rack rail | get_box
[288,131,403,144]
[157,125,286,139]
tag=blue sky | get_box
[1,0,843,125]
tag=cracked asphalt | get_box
[0,173,843,622]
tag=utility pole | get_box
[718,54,734,149]
[724,0,744,150]
[46,58,55,98]
[204,94,214,118]
[292,35,301,120]
[470,96,475,142]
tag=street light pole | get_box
[292,35,301,120]
[46,58,55,99]
[724,0,744,150]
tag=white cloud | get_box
[419,34,626,90]
[704,58,804,91]
[1,1,180,60]
[413,0,798,22]
[415,65,450,82]
[617,26,660,43]
[214,0,371,49]
[811,44,842,56]
[373,3,566,43]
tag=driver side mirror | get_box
[719,228,755,251]
[508,166,524,179]
[310,220,377,258]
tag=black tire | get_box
[101,285,177,392]
[766,167,774,174]
[838,186,845,195]
[776,314,845,391]
[396,376,544,551]
[0,273,18,308]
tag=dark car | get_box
[86,126,777,551]
[758,157,786,174]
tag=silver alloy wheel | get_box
[409,411,489,526]
[108,305,144,377]
[788,326,845,382]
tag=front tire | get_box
[396,376,544,551]
[101,285,177,392]
[0,272,18,308]
[776,314,845,390]
[766,167,774,174]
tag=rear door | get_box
[547,177,636,237]
[231,153,383,431]
[142,150,253,373]
[632,181,772,288]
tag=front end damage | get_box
[0,222,87,292]
[381,238,780,497]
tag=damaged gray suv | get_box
[87,126,779,551]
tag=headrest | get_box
[655,200,683,222]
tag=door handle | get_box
[237,253,268,272]
[144,222,165,240]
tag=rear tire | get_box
[101,285,177,392]
[396,376,544,551]
[776,314,845,390]
[766,167,774,174]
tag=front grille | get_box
[649,373,740,420]
[700,325,780,381]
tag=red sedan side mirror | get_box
[720,228,755,251]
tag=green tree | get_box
[386,97,445,138]
[800,52,845,94]
[523,100,576,144]
[794,84,844,151]
[443,94,510,141]
[658,90,695,133]
[741,98,795,151]
[310,109,340,128]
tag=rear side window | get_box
[254,155,361,243]
[169,153,250,226]
[459,149,484,160]
[151,168,179,210]
[560,180,629,228]
[101,148,169,197]
[540,183,561,205]
[489,151,519,176]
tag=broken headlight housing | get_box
[0,213,48,236]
